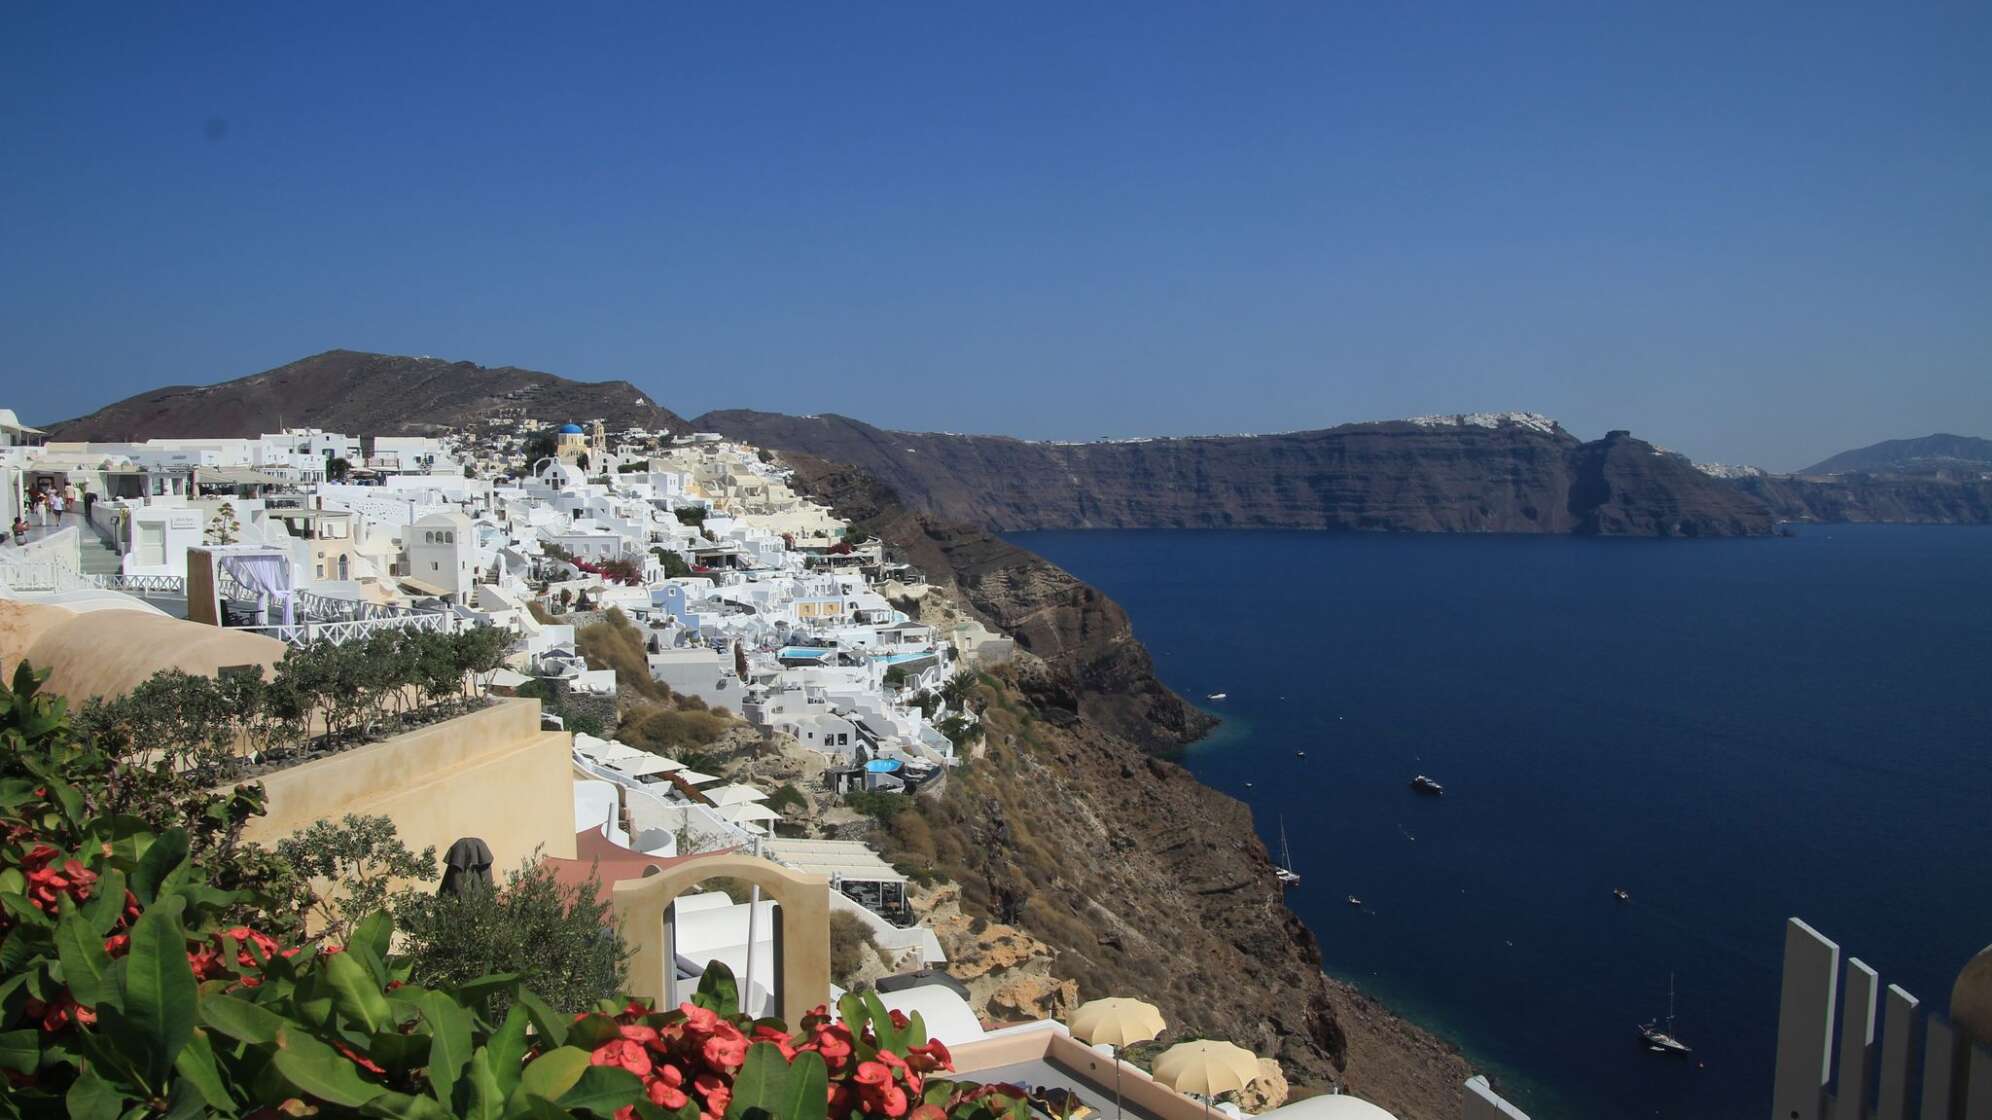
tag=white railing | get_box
[228,611,454,647]
[0,559,85,593]
[90,573,185,596]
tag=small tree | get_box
[328,456,353,482]
[205,500,240,544]
[274,813,437,942]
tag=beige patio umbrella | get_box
[1069,999,1165,1120]
[1153,1040,1262,1120]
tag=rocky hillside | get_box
[1800,433,1992,477]
[701,411,1774,537]
[777,453,1478,1116]
[44,350,688,440]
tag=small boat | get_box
[1346,895,1362,907]
[1296,750,1307,759]
[1613,888,1631,902]
[1410,775,1445,796]
[1639,974,1693,1056]
[1274,816,1301,888]
[1206,692,1228,701]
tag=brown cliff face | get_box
[1735,474,1992,525]
[702,411,1774,537]
[44,350,688,440]
[783,453,1212,751]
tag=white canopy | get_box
[609,755,681,777]
[704,783,769,807]
[675,768,722,786]
[718,802,783,824]
[574,735,647,763]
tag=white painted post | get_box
[1835,960,1879,1120]
[1776,919,1842,1120]
[1877,985,1923,1120]
[1923,1018,1957,1120]
[1463,1075,1531,1120]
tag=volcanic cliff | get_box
[700,411,1774,537]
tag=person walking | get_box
[32,491,47,528]
[82,486,95,523]
[50,491,65,521]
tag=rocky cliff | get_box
[701,411,1774,537]
[1733,474,1992,525]
[781,453,1476,1117]
[44,350,688,441]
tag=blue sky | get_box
[3,3,1987,470]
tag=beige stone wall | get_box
[240,698,578,878]
[0,600,285,703]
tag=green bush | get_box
[395,857,628,1019]
[828,911,880,986]
[844,789,908,822]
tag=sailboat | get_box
[1274,816,1301,888]
[1638,973,1692,1055]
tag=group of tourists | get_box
[10,480,91,544]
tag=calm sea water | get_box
[1007,525,1992,1120]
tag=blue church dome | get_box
[557,423,584,434]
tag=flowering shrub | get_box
[0,663,1028,1120]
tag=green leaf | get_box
[359,1091,456,1120]
[419,990,474,1100]
[125,902,197,1079]
[487,1006,530,1095]
[778,1049,829,1120]
[55,912,113,1009]
[65,1068,124,1120]
[81,868,127,936]
[861,992,898,1052]
[453,973,522,1018]
[693,960,739,1016]
[349,911,395,988]
[173,1029,238,1114]
[270,1025,385,1108]
[555,1065,643,1116]
[131,829,190,905]
[200,994,289,1045]
[724,1041,790,1120]
[0,1028,41,1075]
[464,1048,506,1120]
[325,951,391,1034]
[513,990,568,1049]
[518,1046,592,1101]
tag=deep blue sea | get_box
[1007,525,1992,1120]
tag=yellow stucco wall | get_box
[240,698,577,877]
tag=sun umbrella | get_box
[1069,999,1165,1120]
[674,768,721,785]
[718,802,782,824]
[1153,1040,1262,1120]
[608,754,680,777]
[705,783,770,807]
[1070,998,1165,1048]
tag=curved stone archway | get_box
[611,854,829,1023]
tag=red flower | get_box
[187,945,225,981]
[853,1061,893,1089]
[102,933,130,958]
[865,1083,909,1117]
[680,1002,722,1034]
[752,1024,798,1060]
[702,1027,748,1071]
[905,1039,953,1073]
[887,1009,910,1030]
[693,1072,731,1117]
[28,992,95,1033]
[647,1076,690,1110]
[333,1040,387,1076]
[592,1039,654,1078]
[827,1082,857,1120]
[803,1022,855,1069]
[619,1023,660,1046]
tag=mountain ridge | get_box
[1799,433,1992,477]
[42,350,689,441]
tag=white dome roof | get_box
[1259,1095,1397,1120]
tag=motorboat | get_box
[1206,692,1228,701]
[1410,775,1445,796]
[1613,888,1631,902]
[1346,895,1362,907]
